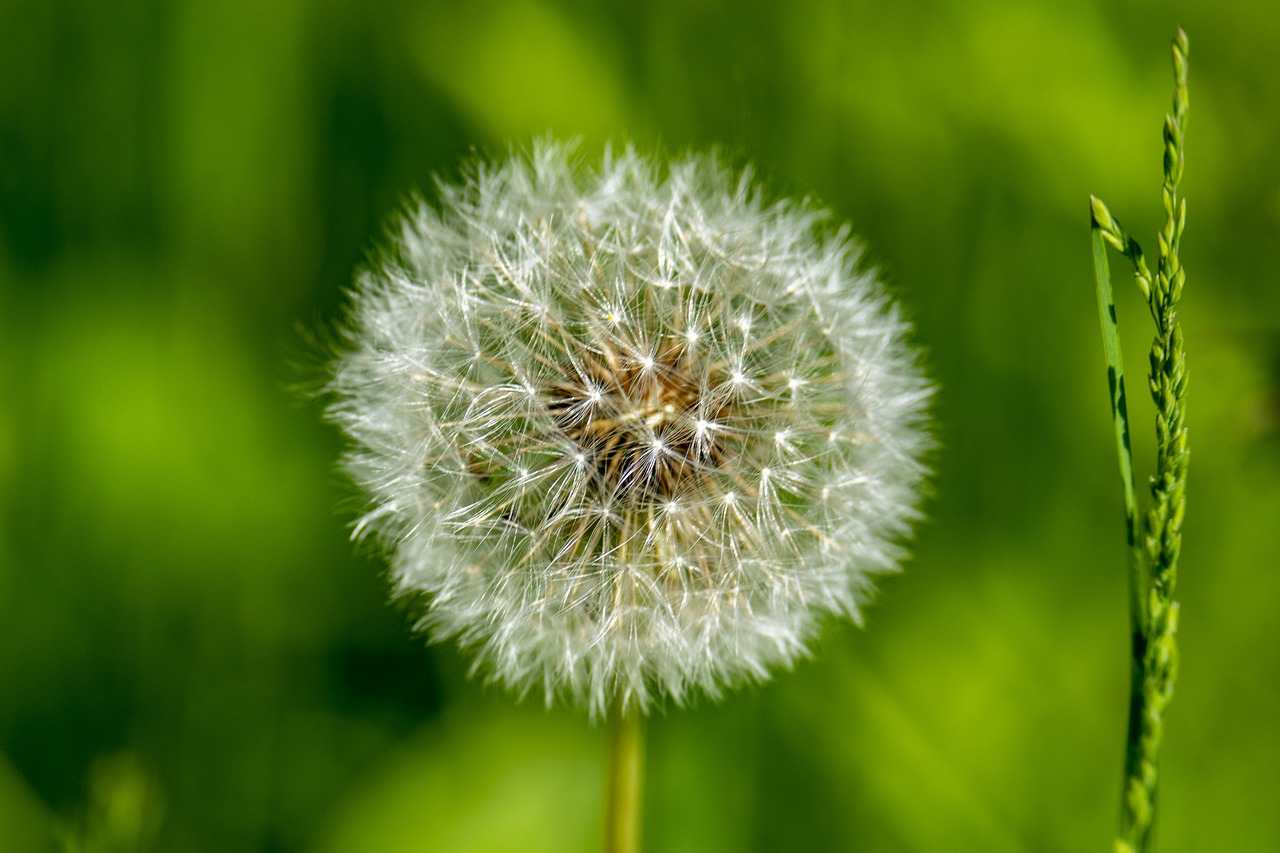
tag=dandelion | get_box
[327,141,932,719]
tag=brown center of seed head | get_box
[549,341,733,500]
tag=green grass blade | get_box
[1089,211,1146,636]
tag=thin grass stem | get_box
[1092,28,1190,853]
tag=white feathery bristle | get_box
[328,141,932,717]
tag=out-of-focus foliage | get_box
[2,0,1277,850]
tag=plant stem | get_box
[1092,28,1190,853]
[605,710,645,853]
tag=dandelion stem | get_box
[604,709,645,853]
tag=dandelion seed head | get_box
[328,141,932,716]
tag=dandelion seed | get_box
[327,141,932,716]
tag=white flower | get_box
[328,141,932,716]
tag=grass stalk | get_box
[1090,28,1190,853]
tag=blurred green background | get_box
[2,0,1278,850]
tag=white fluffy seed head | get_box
[328,141,933,717]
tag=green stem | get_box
[605,710,645,853]
[1094,28,1190,853]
